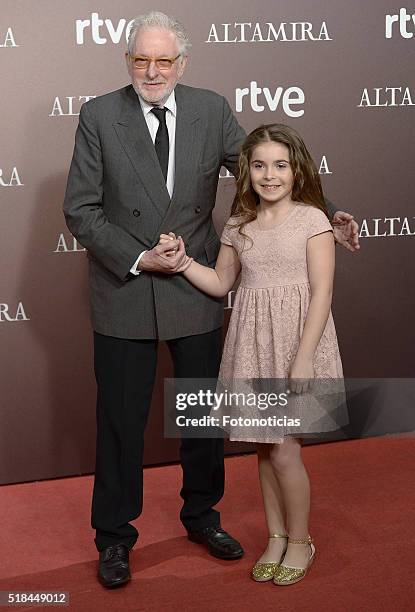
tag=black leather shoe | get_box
[188,526,244,560]
[98,543,131,588]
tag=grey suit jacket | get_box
[63,84,246,340]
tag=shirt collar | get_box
[136,89,176,118]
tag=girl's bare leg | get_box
[256,443,287,562]
[269,437,312,567]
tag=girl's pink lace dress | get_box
[216,204,345,443]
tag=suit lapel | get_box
[161,84,200,230]
[113,86,170,220]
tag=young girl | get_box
[161,124,344,586]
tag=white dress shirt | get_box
[130,90,177,275]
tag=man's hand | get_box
[139,236,192,273]
[332,211,360,252]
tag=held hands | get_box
[158,232,178,256]
[139,233,193,274]
[332,211,360,252]
[289,356,314,394]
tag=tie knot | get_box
[151,107,167,123]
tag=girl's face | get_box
[249,141,294,206]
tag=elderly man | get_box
[64,11,359,588]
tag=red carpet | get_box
[1,438,414,611]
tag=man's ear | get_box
[125,52,131,74]
[178,55,188,78]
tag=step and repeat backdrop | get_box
[1,1,414,484]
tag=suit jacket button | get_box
[195,206,201,213]
[133,209,140,217]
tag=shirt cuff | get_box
[130,250,148,275]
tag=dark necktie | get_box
[151,107,169,182]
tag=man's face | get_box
[126,27,187,105]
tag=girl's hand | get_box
[289,356,314,394]
[175,236,193,272]
[158,234,193,271]
[158,232,177,256]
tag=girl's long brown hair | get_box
[230,124,329,239]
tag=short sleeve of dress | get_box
[220,218,236,246]
[307,207,333,239]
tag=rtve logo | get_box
[0,302,29,322]
[0,167,23,187]
[385,8,415,38]
[76,13,133,45]
[235,82,305,117]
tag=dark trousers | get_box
[91,328,224,551]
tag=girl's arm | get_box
[290,231,335,383]
[180,237,241,298]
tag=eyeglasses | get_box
[129,54,181,71]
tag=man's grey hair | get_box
[127,11,191,56]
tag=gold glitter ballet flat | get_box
[251,533,288,582]
[273,535,315,586]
